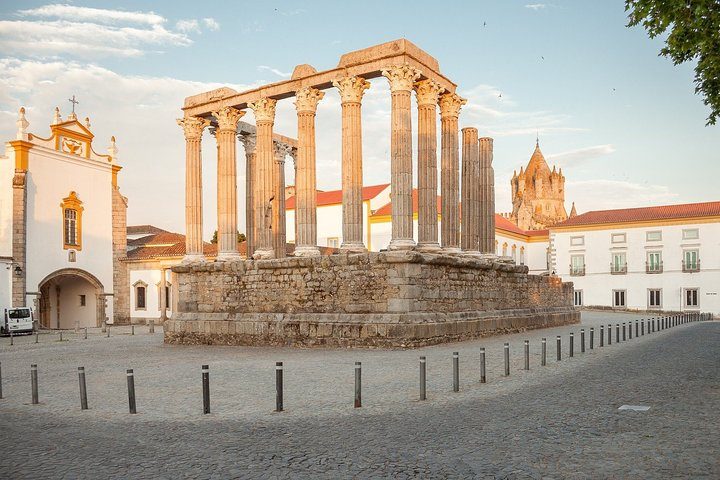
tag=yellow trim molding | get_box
[9,140,32,171]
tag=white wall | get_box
[0,259,11,311]
[23,146,114,304]
[130,268,172,321]
[0,147,13,260]
[554,222,720,314]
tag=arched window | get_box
[520,246,525,265]
[495,240,499,255]
[502,242,508,257]
[511,245,517,263]
[134,281,147,310]
[61,191,83,250]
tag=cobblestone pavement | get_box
[0,312,717,479]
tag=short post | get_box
[84,327,88,340]
[202,364,210,414]
[642,320,645,335]
[131,325,135,336]
[9,332,13,346]
[524,340,530,370]
[652,319,656,332]
[622,323,626,341]
[78,367,88,410]
[600,325,604,347]
[590,328,594,349]
[126,369,136,414]
[569,332,574,357]
[581,329,586,353]
[275,362,283,412]
[0,361,3,399]
[35,331,39,343]
[556,336,562,361]
[480,348,487,383]
[107,325,110,338]
[101,321,107,333]
[608,324,612,345]
[615,324,620,343]
[419,356,426,400]
[354,362,361,408]
[149,319,155,334]
[453,352,460,391]
[541,338,547,366]
[629,322,633,339]
[31,364,39,405]
[59,331,63,342]
[504,344,510,376]
[635,320,639,337]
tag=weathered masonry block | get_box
[166,251,579,347]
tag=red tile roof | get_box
[370,190,544,237]
[554,201,720,227]
[127,225,168,236]
[127,232,186,247]
[286,184,389,209]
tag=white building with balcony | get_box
[551,202,720,315]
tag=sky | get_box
[1,0,718,239]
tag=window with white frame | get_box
[612,290,626,308]
[646,230,662,242]
[570,236,584,246]
[570,255,585,275]
[682,228,699,240]
[327,237,339,248]
[647,251,662,272]
[684,288,699,308]
[134,281,147,310]
[648,289,661,309]
[611,233,626,244]
[519,247,525,266]
[611,252,627,273]
[573,290,583,307]
[683,249,699,270]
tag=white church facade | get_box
[0,107,128,328]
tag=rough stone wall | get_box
[112,187,130,324]
[167,252,577,347]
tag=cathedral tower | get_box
[510,139,568,230]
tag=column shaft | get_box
[294,87,323,256]
[177,116,209,262]
[333,77,370,252]
[480,137,496,254]
[244,141,256,258]
[461,127,480,252]
[273,145,287,258]
[438,93,466,253]
[249,98,277,259]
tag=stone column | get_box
[333,76,370,252]
[239,133,256,258]
[438,93,466,253]
[480,137,496,255]
[212,107,244,260]
[382,64,421,250]
[248,98,277,259]
[177,116,210,263]
[273,142,290,258]
[414,80,444,252]
[461,127,480,253]
[293,87,324,256]
[159,267,167,322]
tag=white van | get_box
[1,307,34,335]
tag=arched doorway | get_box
[37,269,105,329]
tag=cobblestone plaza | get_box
[0,312,717,478]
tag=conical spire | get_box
[569,202,577,217]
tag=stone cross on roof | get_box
[68,95,79,114]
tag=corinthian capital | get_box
[248,97,277,123]
[382,64,422,92]
[438,93,467,119]
[273,141,292,163]
[177,115,210,140]
[294,87,325,113]
[212,106,245,131]
[414,79,445,106]
[238,133,256,154]
[332,76,370,104]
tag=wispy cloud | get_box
[176,19,200,33]
[203,18,220,31]
[18,4,165,26]
[525,4,547,11]
[257,65,291,78]
[546,144,616,167]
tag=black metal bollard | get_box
[635,320,639,337]
[524,340,530,370]
[569,332,574,357]
[480,348,487,383]
[107,325,110,338]
[84,327,88,339]
[149,319,155,334]
[652,319,656,332]
[616,324,620,343]
[419,356,427,400]
[31,364,39,405]
[600,325,604,347]
[126,369,137,414]
[59,331,63,342]
[590,328,594,349]
[504,344,510,376]
[9,332,13,346]
[608,324,612,345]
[453,352,460,391]
[35,331,39,343]
[0,361,3,399]
[642,320,645,335]
[202,365,210,414]
[131,325,135,336]
[541,338,547,366]
[275,362,283,413]
[622,323,626,341]
[628,321,632,339]
[354,362,361,408]
[78,367,88,410]
[581,329,586,353]
[556,336,562,361]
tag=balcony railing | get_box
[610,263,627,275]
[646,261,663,274]
[682,259,701,273]
[570,265,585,276]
